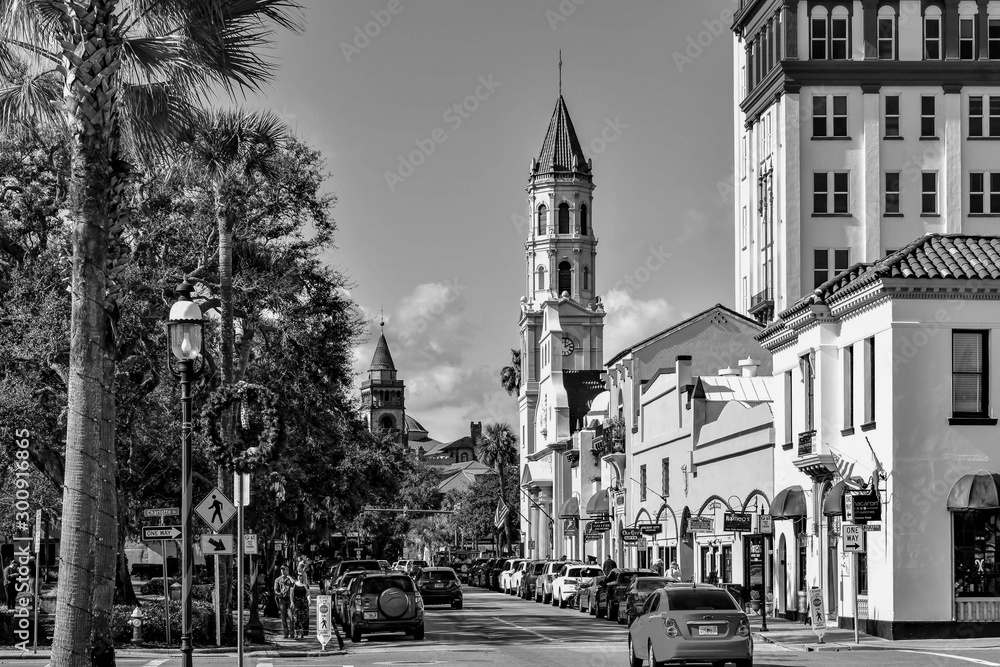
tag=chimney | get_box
[739,357,761,378]
[676,355,692,390]
[718,366,740,377]
[470,421,482,444]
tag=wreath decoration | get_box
[200,381,281,473]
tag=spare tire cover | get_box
[378,588,409,619]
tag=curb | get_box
[0,648,350,660]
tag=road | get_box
[8,587,1000,666]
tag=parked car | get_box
[505,560,530,595]
[329,559,383,584]
[468,558,490,586]
[537,560,581,603]
[332,570,367,626]
[551,565,604,608]
[622,577,673,625]
[414,567,463,609]
[377,559,390,573]
[597,568,658,622]
[490,558,512,591]
[519,560,548,599]
[578,574,605,614]
[405,560,429,577]
[347,573,425,643]
[627,584,752,667]
[473,558,497,587]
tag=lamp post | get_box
[167,281,204,667]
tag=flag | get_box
[493,499,510,529]
[865,437,888,481]
[831,451,855,482]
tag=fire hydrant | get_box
[130,606,144,644]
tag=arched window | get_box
[924,4,943,60]
[536,266,546,291]
[583,266,590,290]
[537,204,547,234]
[558,261,572,295]
[460,452,469,463]
[580,204,588,235]
[379,415,395,432]
[558,202,570,234]
[878,5,897,60]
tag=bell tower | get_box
[361,321,407,446]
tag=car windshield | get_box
[362,577,415,594]
[666,589,739,611]
[635,578,670,592]
[421,570,458,581]
[342,560,381,571]
[567,567,604,578]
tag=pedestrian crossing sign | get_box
[195,488,236,532]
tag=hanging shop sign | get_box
[723,512,752,532]
[687,517,714,533]
[584,532,603,542]
[620,527,643,543]
[637,521,663,535]
[844,491,881,523]
[588,519,612,533]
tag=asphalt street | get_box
[7,587,1000,666]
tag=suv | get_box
[330,559,382,583]
[598,568,658,622]
[414,567,463,609]
[535,561,581,604]
[348,573,424,643]
[519,560,548,599]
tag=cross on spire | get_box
[558,50,563,96]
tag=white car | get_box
[552,565,604,608]
[499,559,529,594]
[508,561,530,596]
[537,560,582,603]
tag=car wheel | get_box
[595,601,604,618]
[452,600,463,610]
[350,626,361,643]
[579,597,587,613]
[735,661,753,667]
[590,601,597,616]
[608,602,618,622]
[412,624,425,640]
[648,640,662,667]
[558,595,566,609]
[543,593,551,605]
[628,636,642,667]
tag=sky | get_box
[250,0,740,441]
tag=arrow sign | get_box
[199,534,234,555]
[842,524,864,552]
[142,526,182,541]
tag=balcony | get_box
[797,430,816,457]
[748,287,774,323]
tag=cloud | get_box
[602,288,682,359]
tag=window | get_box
[813,95,848,137]
[661,458,669,497]
[953,331,989,417]
[801,352,815,431]
[537,204,547,234]
[960,16,977,60]
[582,265,590,290]
[721,545,733,583]
[970,172,1000,214]
[921,96,936,137]
[558,261,571,294]
[558,202,570,234]
[811,15,828,59]
[784,370,793,445]
[863,336,875,425]
[954,512,1000,598]
[878,9,896,59]
[843,344,854,430]
[885,95,900,137]
[924,8,942,60]
[857,551,868,596]
[813,248,849,288]
[831,13,849,59]
[991,19,1000,59]
[969,96,1000,137]
[536,266,546,291]
[814,172,850,214]
[640,464,647,502]
[580,204,588,235]
[741,205,748,249]
[741,135,747,179]
[922,172,938,215]
[885,172,901,214]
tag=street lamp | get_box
[166,280,204,667]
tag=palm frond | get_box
[0,72,61,131]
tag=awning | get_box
[770,485,807,519]
[823,481,846,517]
[586,488,610,516]
[947,471,1000,511]
[559,496,580,519]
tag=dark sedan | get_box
[519,560,549,600]
[597,567,658,622]
[622,576,674,625]
[577,573,605,614]
[414,567,463,609]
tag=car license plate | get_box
[364,612,377,620]
[434,582,443,588]
[698,625,719,636]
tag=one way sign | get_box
[142,526,181,541]
[842,524,865,553]
[199,534,234,555]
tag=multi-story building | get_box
[361,324,407,446]
[733,0,1000,325]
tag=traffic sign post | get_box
[317,595,332,649]
[200,534,234,554]
[195,488,236,532]
[244,534,258,555]
[841,524,865,646]
[809,586,827,643]
[142,510,181,646]
[142,526,183,541]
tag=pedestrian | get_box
[3,560,17,609]
[297,554,311,587]
[291,571,310,638]
[652,558,664,576]
[602,556,617,575]
[666,560,682,581]
[273,565,295,638]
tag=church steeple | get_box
[361,321,406,446]
[535,95,590,177]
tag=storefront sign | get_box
[564,528,578,537]
[620,527,642,543]
[723,512,752,532]
[687,517,714,533]
[844,491,881,523]
[634,538,648,549]
[638,521,663,535]
[584,532,602,542]
[748,540,764,566]
[528,540,535,550]
[861,524,881,532]
[758,515,773,534]
[588,519,612,532]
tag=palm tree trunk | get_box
[91,354,118,666]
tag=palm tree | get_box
[500,349,521,396]
[0,3,301,664]
[475,422,518,554]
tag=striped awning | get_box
[559,496,580,519]
[586,489,610,516]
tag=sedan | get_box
[414,567,463,609]
[552,565,604,608]
[622,577,674,625]
[577,574,605,614]
[508,560,531,596]
[627,583,752,667]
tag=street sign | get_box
[199,534,234,555]
[233,472,251,507]
[273,539,285,550]
[638,521,663,535]
[620,527,642,543]
[842,524,864,553]
[584,533,602,542]
[861,524,882,532]
[316,595,333,649]
[723,512,752,532]
[34,510,42,554]
[244,534,258,555]
[143,507,180,518]
[528,540,535,550]
[588,519,612,532]
[195,488,236,532]
[758,515,773,534]
[142,526,182,541]
[688,517,714,533]
[809,586,827,640]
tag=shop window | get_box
[701,546,712,583]
[856,551,868,595]
[722,545,733,584]
[954,511,1000,597]
[953,330,989,417]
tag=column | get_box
[538,488,552,559]
[943,85,963,232]
[529,493,539,558]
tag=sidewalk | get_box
[752,615,1000,652]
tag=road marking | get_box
[143,661,170,667]
[900,651,1000,666]
[468,609,557,642]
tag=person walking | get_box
[666,560,682,581]
[273,565,295,638]
[602,556,617,575]
[291,571,310,638]
[3,560,17,609]
[652,558,665,576]
[297,555,311,587]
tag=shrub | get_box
[111,600,217,646]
